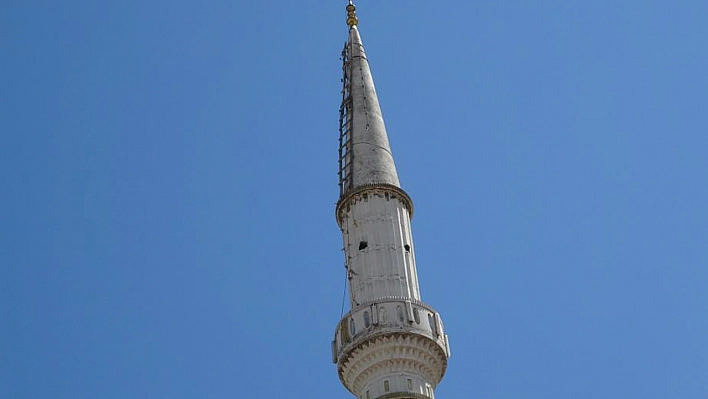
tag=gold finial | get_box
[346,1,358,27]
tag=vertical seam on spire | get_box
[356,42,371,131]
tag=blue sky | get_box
[2,1,707,398]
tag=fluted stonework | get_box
[337,184,419,305]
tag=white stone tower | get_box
[332,3,451,399]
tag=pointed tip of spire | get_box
[346,1,358,28]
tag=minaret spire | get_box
[338,1,400,198]
[332,3,451,399]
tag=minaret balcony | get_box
[332,297,451,398]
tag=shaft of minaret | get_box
[333,3,451,399]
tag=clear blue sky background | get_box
[2,1,707,398]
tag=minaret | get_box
[332,3,451,399]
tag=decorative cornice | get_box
[336,183,414,227]
[337,332,448,395]
[374,393,430,399]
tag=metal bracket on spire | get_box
[346,1,358,27]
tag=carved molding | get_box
[348,296,438,315]
[336,183,414,227]
[374,393,429,399]
[338,332,447,395]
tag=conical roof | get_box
[339,21,400,196]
